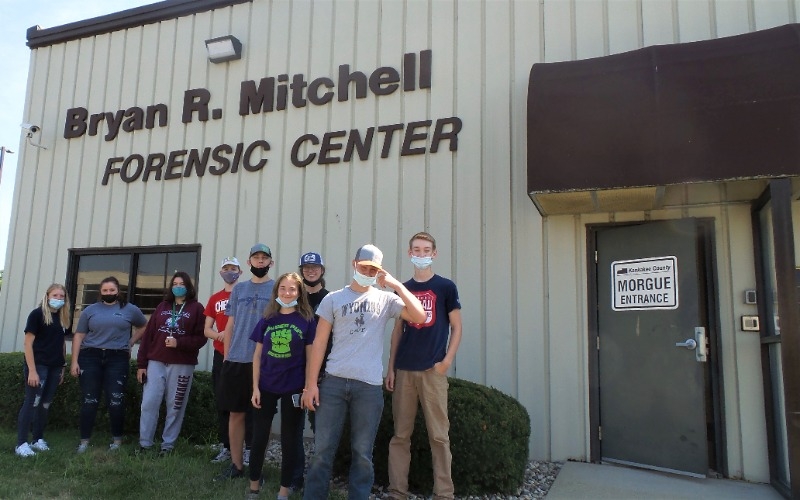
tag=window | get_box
[66,245,200,328]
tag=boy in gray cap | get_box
[214,244,274,481]
[302,244,425,500]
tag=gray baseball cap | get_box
[354,244,383,269]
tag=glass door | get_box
[753,179,800,498]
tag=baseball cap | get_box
[299,252,324,266]
[220,257,241,269]
[250,243,272,257]
[354,244,383,269]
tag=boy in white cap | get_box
[214,244,275,481]
[204,257,248,464]
[302,244,425,500]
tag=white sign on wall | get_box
[612,256,678,311]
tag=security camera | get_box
[21,123,47,150]
[21,123,40,134]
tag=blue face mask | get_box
[172,286,187,297]
[410,255,433,269]
[353,269,377,287]
[48,298,65,310]
[275,297,298,308]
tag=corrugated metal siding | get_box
[0,0,796,476]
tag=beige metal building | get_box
[2,0,800,496]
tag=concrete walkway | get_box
[546,461,784,499]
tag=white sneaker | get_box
[15,442,36,457]
[243,448,251,466]
[31,439,50,452]
[108,442,121,451]
[76,442,90,454]
[211,447,231,463]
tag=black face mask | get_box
[250,265,269,278]
[100,294,118,304]
[303,277,322,287]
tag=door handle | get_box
[675,338,697,350]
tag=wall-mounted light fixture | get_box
[205,35,242,63]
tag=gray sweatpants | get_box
[139,360,194,451]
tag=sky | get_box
[0,0,156,268]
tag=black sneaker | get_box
[158,448,173,458]
[212,463,244,481]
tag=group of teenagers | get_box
[15,231,463,500]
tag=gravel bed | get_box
[259,439,563,499]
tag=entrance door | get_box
[596,218,711,476]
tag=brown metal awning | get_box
[527,24,800,215]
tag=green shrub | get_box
[0,352,216,443]
[2,352,530,495]
[334,377,530,496]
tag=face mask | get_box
[250,265,269,278]
[172,286,187,297]
[303,277,322,287]
[410,255,433,269]
[100,294,118,304]
[275,297,298,308]
[220,270,240,284]
[353,269,377,287]
[48,298,65,310]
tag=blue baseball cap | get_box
[299,252,324,266]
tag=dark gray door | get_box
[597,218,709,476]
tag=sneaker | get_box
[243,448,251,466]
[15,443,36,457]
[31,439,50,452]
[76,442,90,454]
[245,490,260,500]
[213,463,244,481]
[158,448,173,457]
[211,446,231,463]
[108,442,121,451]
[135,446,152,456]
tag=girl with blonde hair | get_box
[15,284,71,457]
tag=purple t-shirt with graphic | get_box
[249,311,316,394]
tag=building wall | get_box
[0,0,796,478]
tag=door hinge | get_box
[596,336,600,351]
[598,426,602,440]
[594,250,598,263]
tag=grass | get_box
[2,428,346,499]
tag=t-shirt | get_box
[204,289,231,354]
[24,307,69,367]
[395,274,461,371]
[307,288,329,313]
[249,311,316,394]
[225,278,274,363]
[317,286,405,385]
[76,302,148,351]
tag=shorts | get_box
[220,361,253,413]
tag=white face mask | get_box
[353,269,377,287]
[410,255,433,269]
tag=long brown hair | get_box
[40,283,71,327]
[263,272,314,321]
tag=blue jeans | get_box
[17,363,62,446]
[78,348,129,440]
[304,375,384,500]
